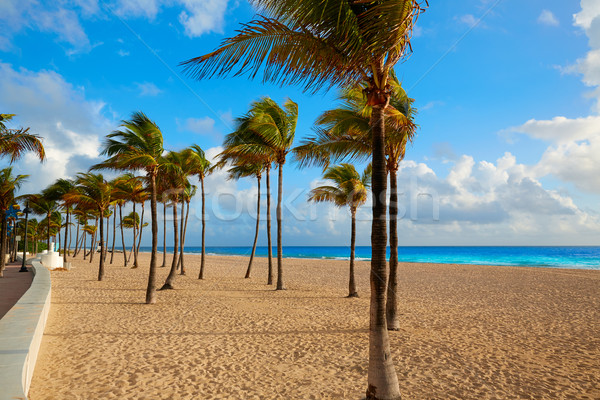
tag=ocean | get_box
[139,246,600,270]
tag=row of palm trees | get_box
[12,114,213,304]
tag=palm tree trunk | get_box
[68,217,73,256]
[110,206,117,264]
[103,215,109,261]
[199,176,206,279]
[161,202,167,267]
[386,168,400,330]
[73,221,80,257]
[276,163,285,290]
[348,208,358,298]
[63,207,69,263]
[0,212,7,277]
[366,103,401,400]
[266,166,273,285]
[131,202,138,268]
[179,200,190,275]
[89,217,98,264]
[135,203,144,264]
[119,204,127,266]
[97,210,105,281]
[245,176,261,279]
[160,198,179,290]
[176,199,185,271]
[46,213,51,251]
[82,227,87,260]
[145,172,159,304]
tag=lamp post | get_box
[20,202,31,273]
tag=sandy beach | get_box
[28,252,599,399]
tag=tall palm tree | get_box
[66,173,112,281]
[309,163,371,297]
[225,161,264,279]
[29,195,58,251]
[219,112,276,284]
[218,97,298,290]
[159,150,186,290]
[184,145,212,279]
[42,178,77,264]
[0,114,45,163]
[296,78,417,330]
[177,181,196,275]
[93,111,164,304]
[129,176,149,269]
[112,174,136,267]
[0,167,28,277]
[180,2,426,396]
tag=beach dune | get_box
[28,253,600,399]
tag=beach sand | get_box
[28,252,600,399]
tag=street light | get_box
[20,201,32,273]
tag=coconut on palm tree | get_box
[93,111,164,304]
[181,1,426,397]
[309,163,371,297]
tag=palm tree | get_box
[112,174,136,267]
[226,161,264,279]
[130,176,149,268]
[0,167,28,277]
[0,114,45,163]
[180,2,426,396]
[177,181,196,275]
[65,173,112,281]
[93,112,164,304]
[218,97,298,290]
[42,178,77,264]
[159,150,186,290]
[309,163,371,297]
[184,145,212,279]
[296,78,417,330]
[29,195,58,251]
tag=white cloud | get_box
[0,63,113,193]
[538,10,559,27]
[458,14,479,28]
[507,115,600,143]
[178,0,230,37]
[118,49,130,57]
[181,116,216,134]
[0,1,235,54]
[112,0,161,19]
[573,0,600,30]
[136,82,162,96]
[571,0,600,110]
[0,1,91,53]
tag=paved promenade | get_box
[0,262,33,319]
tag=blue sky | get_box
[1,0,599,246]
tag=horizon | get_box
[1,1,599,246]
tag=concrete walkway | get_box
[0,262,33,319]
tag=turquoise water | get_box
[140,246,600,270]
